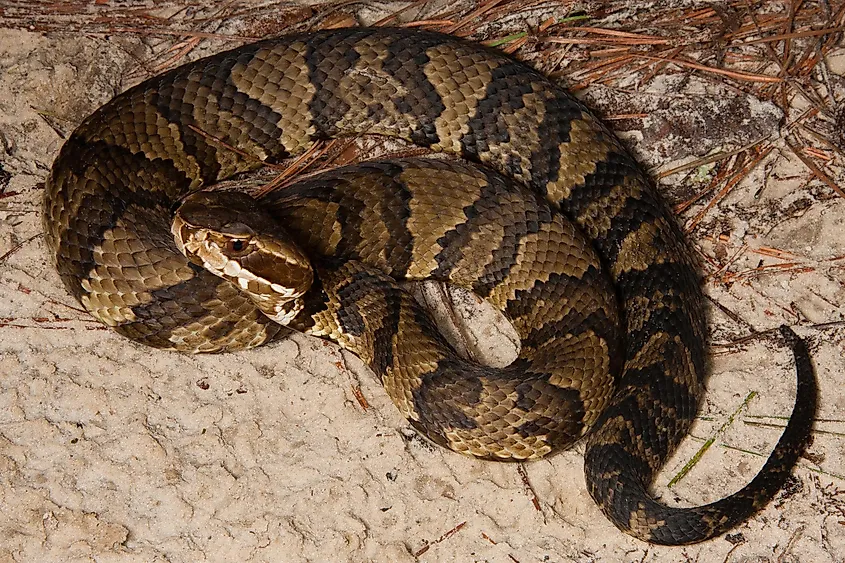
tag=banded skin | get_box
[171,160,624,460]
[42,27,816,544]
[264,159,624,460]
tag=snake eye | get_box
[227,239,249,255]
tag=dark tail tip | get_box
[585,325,817,545]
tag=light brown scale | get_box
[403,166,493,277]
[424,48,499,154]
[231,42,317,156]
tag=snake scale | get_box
[43,27,816,544]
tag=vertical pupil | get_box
[232,240,244,252]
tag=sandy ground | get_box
[0,2,843,562]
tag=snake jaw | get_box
[250,292,306,326]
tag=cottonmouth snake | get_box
[42,27,816,544]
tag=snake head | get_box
[171,190,314,326]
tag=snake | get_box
[42,27,817,545]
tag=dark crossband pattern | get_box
[264,160,622,458]
[43,27,816,544]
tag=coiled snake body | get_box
[43,27,816,544]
